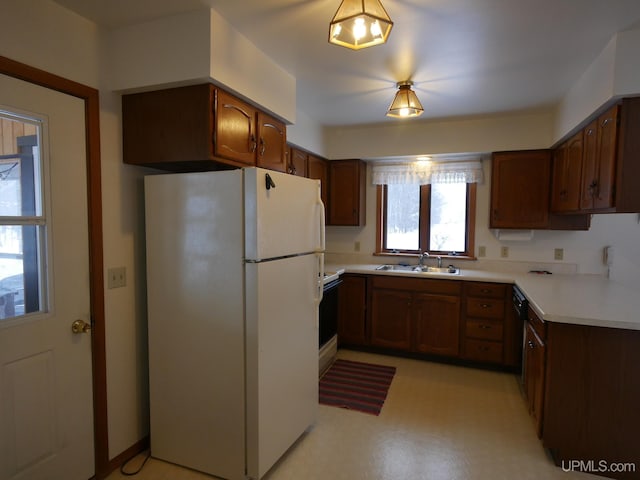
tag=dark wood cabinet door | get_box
[288,147,308,177]
[593,106,618,210]
[524,321,545,438]
[543,323,640,469]
[214,89,257,166]
[256,111,287,172]
[551,131,583,212]
[413,293,460,356]
[370,288,412,350]
[337,274,367,346]
[581,105,619,211]
[308,154,328,207]
[328,159,366,226]
[490,150,551,229]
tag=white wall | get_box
[324,110,554,160]
[287,108,326,156]
[108,8,297,123]
[553,25,640,142]
[1,0,150,461]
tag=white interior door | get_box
[0,74,93,479]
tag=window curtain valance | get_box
[371,159,484,185]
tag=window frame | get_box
[376,182,477,259]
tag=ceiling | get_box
[53,0,640,127]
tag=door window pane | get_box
[385,184,420,250]
[429,183,467,252]
[0,113,45,320]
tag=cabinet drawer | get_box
[466,319,503,341]
[466,299,505,318]
[465,282,507,299]
[465,339,503,364]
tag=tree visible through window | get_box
[379,182,476,257]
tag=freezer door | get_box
[244,167,325,260]
[245,253,319,479]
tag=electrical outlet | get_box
[554,248,564,261]
[107,267,126,289]
[354,241,361,252]
[478,246,486,257]
[500,246,509,258]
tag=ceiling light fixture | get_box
[386,81,424,118]
[329,0,393,50]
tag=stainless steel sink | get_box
[375,264,460,275]
[413,266,460,275]
[375,264,415,271]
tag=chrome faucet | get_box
[436,256,442,268]
[419,251,430,267]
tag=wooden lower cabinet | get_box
[336,274,367,346]
[413,293,460,356]
[338,274,518,370]
[462,282,521,367]
[369,276,462,357]
[370,289,412,350]
[542,323,640,479]
[523,317,546,438]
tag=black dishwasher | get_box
[319,278,341,348]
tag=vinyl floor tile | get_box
[107,350,603,480]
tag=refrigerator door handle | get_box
[316,186,325,252]
[315,253,324,307]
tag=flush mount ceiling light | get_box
[329,0,393,50]
[386,81,424,118]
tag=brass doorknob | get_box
[71,319,91,334]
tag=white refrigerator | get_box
[144,167,325,480]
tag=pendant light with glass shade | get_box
[386,81,424,118]
[329,0,393,50]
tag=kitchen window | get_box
[373,160,481,258]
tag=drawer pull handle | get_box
[479,324,491,329]
[480,289,491,294]
[480,303,491,308]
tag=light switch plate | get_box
[500,246,509,258]
[554,248,564,261]
[107,267,126,289]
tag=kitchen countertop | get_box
[326,263,640,332]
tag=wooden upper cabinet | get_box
[122,84,287,172]
[491,150,590,230]
[214,89,258,166]
[551,131,583,213]
[552,98,640,215]
[328,159,366,226]
[580,105,618,211]
[288,146,308,177]
[123,84,217,169]
[308,154,328,207]
[490,150,551,229]
[256,111,287,172]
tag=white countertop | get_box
[326,263,640,331]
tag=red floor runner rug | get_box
[319,359,396,415]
